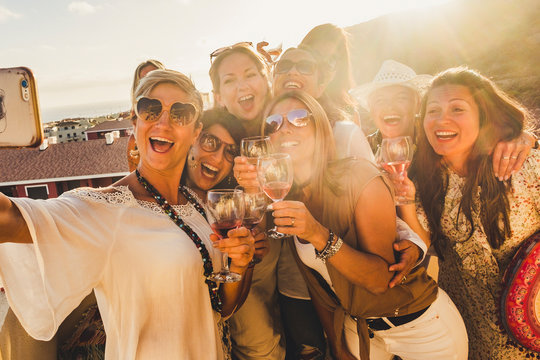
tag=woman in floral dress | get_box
[397,67,540,359]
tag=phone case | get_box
[0,67,43,147]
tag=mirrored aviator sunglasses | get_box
[199,132,239,162]
[274,59,316,75]
[135,97,197,126]
[264,109,311,135]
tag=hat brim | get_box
[350,74,433,110]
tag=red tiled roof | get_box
[0,137,129,184]
[86,118,133,133]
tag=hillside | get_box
[347,0,540,119]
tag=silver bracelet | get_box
[320,237,344,264]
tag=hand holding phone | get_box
[0,67,43,148]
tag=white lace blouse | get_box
[0,186,226,360]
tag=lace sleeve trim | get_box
[64,186,196,217]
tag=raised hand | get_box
[212,227,255,272]
[233,156,260,190]
[269,200,327,248]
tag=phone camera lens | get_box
[21,80,29,88]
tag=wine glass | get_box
[237,186,268,264]
[240,136,273,166]
[206,189,245,283]
[257,153,293,239]
[379,136,414,205]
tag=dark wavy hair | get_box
[410,67,529,257]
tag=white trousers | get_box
[344,288,468,360]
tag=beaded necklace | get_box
[135,170,222,312]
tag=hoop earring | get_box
[188,153,199,169]
[129,145,140,159]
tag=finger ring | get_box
[291,217,295,226]
[401,276,407,284]
[502,156,510,160]
[511,156,518,159]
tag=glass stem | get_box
[222,252,230,272]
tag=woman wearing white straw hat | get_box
[351,59,537,181]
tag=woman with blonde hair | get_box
[0,69,254,359]
[208,42,286,359]
[128,59,166,171]
[246,90,468,359]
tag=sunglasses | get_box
[264,109,311,135]
[199,132,239,162]
[135,97,197,126]
[210,42,253,63]
[274,59,317,75]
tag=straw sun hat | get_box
[350,59,433,110]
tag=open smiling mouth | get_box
[435,130,458,140]
[238,94,254,108]
[284,81,302,89]
[383,115,401,125]
[201,162,219,178]
[149,137,174,153]
[280,141,299,148]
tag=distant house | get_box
[85,118,133,141]
[0,136,129,199]
[44,118,93,143]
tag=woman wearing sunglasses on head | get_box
[209,42,273,137]
[208,42,287,360]
[0,69,255,360]
[249,90,468,360]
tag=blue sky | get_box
[1,0,451,119]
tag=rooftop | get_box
[0,137,129,185]
[86,118,133,133]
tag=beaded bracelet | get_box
[315,229,335,260]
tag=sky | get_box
[1,0,451,122]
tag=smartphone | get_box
[0,67,43,147]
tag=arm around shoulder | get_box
[326,175,397,294]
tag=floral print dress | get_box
[417,150,540,359]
